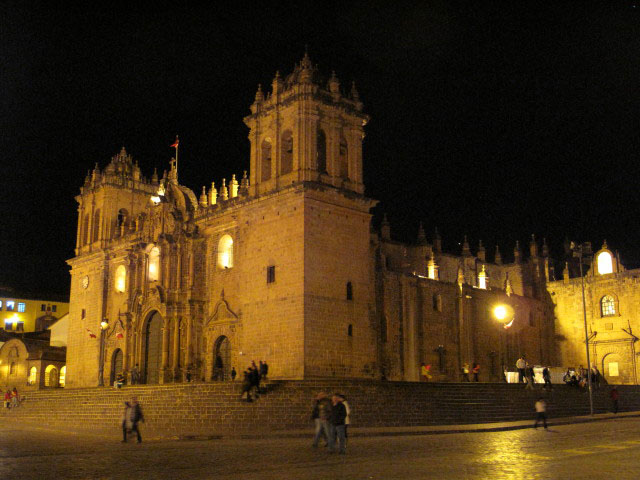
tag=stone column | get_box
[185,317,193,374]
[161,316,170,383]
[172,317,180,380]
[122,315,131,375]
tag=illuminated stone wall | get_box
[548,249,640,385]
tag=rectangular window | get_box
[81,308,86,319]
[267,265,276,284]
[6,301,15,311]
[0,300,3,310]
[17,303,26,313]
[4,320,12,331]
[52,305,57,312]
[15,322,24,332]
[41,304,46,311]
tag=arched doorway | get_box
[144,312,164,384]
[110,349,123,386]
[212,336,230,381]
[44,365,58,387]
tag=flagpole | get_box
[175,135,179,180]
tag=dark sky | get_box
[2,2,640,297]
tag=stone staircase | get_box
[1,380,637,438]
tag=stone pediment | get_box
[205,292,239,328]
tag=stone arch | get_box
[317,128,327,173]
[212,336,231,381]
[280,130,293,175]
[110,348,124,386]
[142,311,164,384]
[44,365,58,387]
[261,138,272,181]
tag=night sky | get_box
[3,2,640,297]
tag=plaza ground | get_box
[2,416,640,479]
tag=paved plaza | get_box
[2,418,640,479]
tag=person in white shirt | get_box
[534,398,547,430]
[516,357,526,383]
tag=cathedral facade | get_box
[65,54,557,388]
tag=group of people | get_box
[240,360,268,402]
[516,357,553,389]
[461,363,481,382]
[3,388,20,408]
[563,365,601,389]
[311,392,350,454]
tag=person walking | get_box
[231,367,237,382]
[472,363,480,382]
[130,364,140,385]
[311,392,331,448]
[462,363,470,382]
[516,357,526,383]
[542,366,552,390]
[591,365,601,390]
[4,390,11,408]
[241,369,253,402]
[525,364,534,390]
[328,394,347,454]
[122,397,144,443]
[610,386,619,414]
[340,394,351,445]
[534,397,548,430]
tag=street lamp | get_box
[98,318,109,387]
[493,303,514,382]
[572,242,594,416]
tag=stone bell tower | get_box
[244,51,368,196]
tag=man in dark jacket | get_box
[328,394,347,454]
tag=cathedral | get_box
[66,54,618,388]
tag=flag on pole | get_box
[86,328,97,338]
[170,136,179,148]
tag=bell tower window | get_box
[281,131,293,175]
[218,235,234,269]
[261,139,272,182]
[92,209,101,242]
[339,137,349,179]
[317,128,327,173]
[597,251,613,275]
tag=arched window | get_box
[317,128,327,173]
[148,246,160,282]
[346,282,353,300]
[433,293,442,312]
[281,130,293,175]
[601,295,616,317]
[115,265,127,293]
[83,213,90,245]
[218,234,234,269]
[117,209,128,228]
[28,366,37,385]
[261,139,272,182]
[9,362,15,375]
[597,251,613,275]
[339,137,349,178]
[92,209,101,243]
[59,366,66,387]
[347,324,353,337]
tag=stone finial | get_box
[299,50,313,83]
[328,71,340,99]
[514,240,521,263]
[230,174,239,198]
[542,238,549,257]
[427,251,438,280]
[240,170,249,195]
[563,262,570,283]
[199,186,208,207]
[272,71,282,96]
[417,222,426,245]
[151,168,159,184]
[433,227,442,253]
[603,239,608,250]
[477,240,486,262]
[494,245,502,265]
[351,80,360,101]
[209,182,217,206]
[255,84,264,103]
[221,178,229,201]
[462,235,471,256]
[457,266,465,290]
[478,264,488,289]
[529,234,538,257]
[381,214,391,240]
[505,275,514,296]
